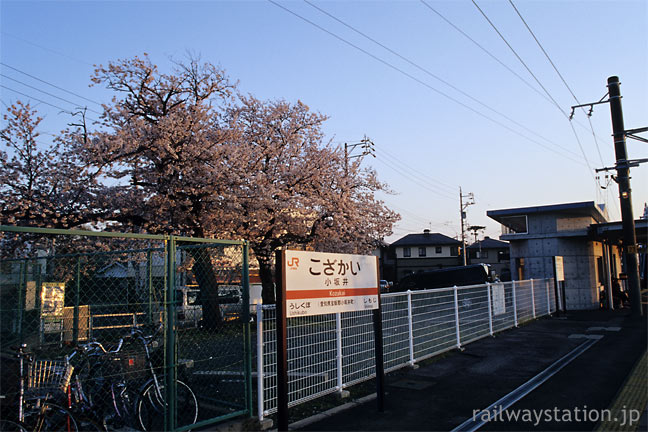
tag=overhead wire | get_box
[0,85,99,123]
[377,158,455,201]
[381,200,446,227]
[469,0,595,178]
[375,155,456,201]
[507,0,607,165]
[1,32,94,67]
[1,73,103,115]
[374,145,457,196]
[418,0,549,104]
[419,1,601,152]
[268,0,588,167]
[1,62,103,107]
[470,0,563,112]
[338,141,458,196]
[303,0,579,162]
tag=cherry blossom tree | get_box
[0,102,105,230]
[223,95,399,303]
[2,55,399,314]
[85,54,236,236]
[83,55,238,326]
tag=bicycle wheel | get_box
[0,419,28,431]
[111,379,136,420]
[73,414,107,432]
[136,380,198,431]
[23,402,79,432]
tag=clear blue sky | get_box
[2,0,646,243]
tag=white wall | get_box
[395,246,455,259]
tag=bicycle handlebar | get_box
[73,322,164,358]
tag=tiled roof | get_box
[467,237,509,250]
[391,232,461,247]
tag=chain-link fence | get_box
[0,226,252,431]
[255,279,556,420]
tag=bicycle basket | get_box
[27,360,74,396]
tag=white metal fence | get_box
[254,278,556,420]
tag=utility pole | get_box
[459,188,475,266]
[606,76,642,317]
[344,135,375,176]
[469,225,486,258]
[571,76,646,317]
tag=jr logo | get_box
[287,257,300,269]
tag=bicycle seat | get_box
[9,345,32,359]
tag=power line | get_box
[1,74,103,115]
[374,156,456,201]
[418,0,549,104]
[470,0,563,113]
[1,62,103,107]
[268,0,589,167]
[420,1,601,153]
[470,0,595,177]
[1,32,94,67]
[507,0,606,165]
[0,85,99,123]
[374,145,457,196]
[381,200,444,227]
[303,0,576,160]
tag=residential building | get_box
[391,230,462,281]
[467,237,511,280]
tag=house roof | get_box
[391,231,461,247]
[467,237,509,250]
[487,201,609,226]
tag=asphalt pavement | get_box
[292,308,647,432]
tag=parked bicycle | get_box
[66,324,199,431]
[0,344,78,432]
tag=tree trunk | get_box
[257,253,276,304]
[187,247,223,328]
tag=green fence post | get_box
[242,242,253,416]
[147,250,153,325]
[165,237,177,431]
[17,261,26,343]
[73,257,81,343]
[35,262,42,317]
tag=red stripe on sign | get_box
[286,287,378,300]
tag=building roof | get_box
[590,218,648,244]
[487,201,609,226]
[467,237,509,250]
[391,231,461,247]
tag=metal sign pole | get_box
[372,256,385,412]
[553,256,561,316]
[275,250,290,431]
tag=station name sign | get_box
[282,250,379,317]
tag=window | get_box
[403,247,411,257]
[498,250,510,262]
[418,247,426,257]
[478,250,489,259]
[435,246,442,254]
[500,215,528,234]
[450,246,459,256]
